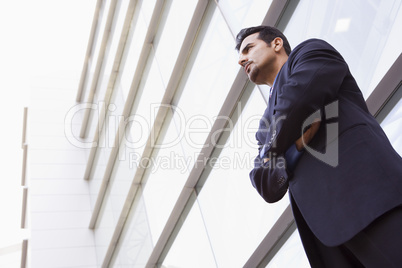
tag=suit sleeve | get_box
[266,40,348,154]
[249,151,289,203]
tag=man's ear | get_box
[273,37,283,52]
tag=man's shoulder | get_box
[293,38,333,51]
[288,38,342,63]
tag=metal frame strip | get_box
[83,0,139,180]
[79,0,120,138]
[76,0,104,102]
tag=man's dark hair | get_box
[235,26,292,56]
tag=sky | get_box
[0,0,95,253]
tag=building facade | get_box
[27,0,402,267]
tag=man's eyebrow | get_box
[241,43,252,54]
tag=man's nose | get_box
[238,55,247,67]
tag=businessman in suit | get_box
[236,26,402,267]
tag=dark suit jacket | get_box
[249,39,402,247]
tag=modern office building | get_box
[23,0,402,267]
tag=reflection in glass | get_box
[284,0,402,99]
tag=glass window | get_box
[380,93,402,156]
[87,0,130,142]
[90,0,112,76]
[172,6,239,169]
[82,0,117,141]
[125,49,166,158]
[367,3,402,93]
[94,46,166,263]
[88,144,108,210]
[218,0,273,35]
[161,192,217,268]
[85,102,101,143]
[93,143,138,263]
[119,0,148,100]
[196,87,290,267]
[153,0,198,85]
[141,108,190,243]
[111,190,154,267]
[284,0,402,99]
[103,0,131,79]
[95,0,131,105]
[92,51,166,260]
[88,90,122,211]
[266,230,310,268]
[140,0,157,27]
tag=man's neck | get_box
[267,55,288,86]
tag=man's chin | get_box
[248,71,261,84]
[248,74,257,83]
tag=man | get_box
[236,26,402,267]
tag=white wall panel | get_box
[29,150,87,165]
[30,211,92,230]
[30,164,86,179]
[30,195,91,212]
[30,179,90,195]
[31,229,95,249]
[31,247,97,268]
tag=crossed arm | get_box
[262,120,320,164]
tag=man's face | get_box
[238,32,277,85]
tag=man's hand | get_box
[295,120,320,151]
